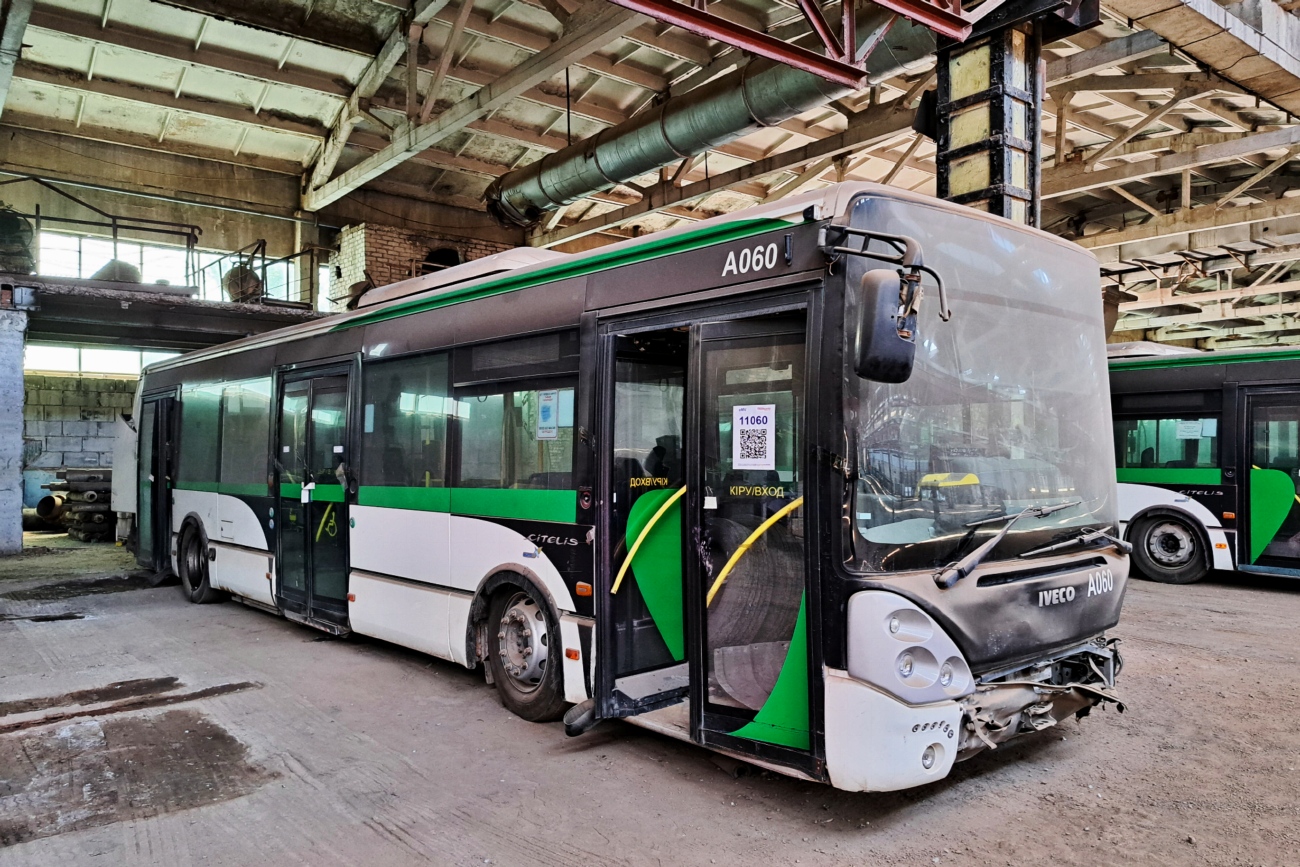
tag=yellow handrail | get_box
[705,496,804,607]
[611,486,686,594]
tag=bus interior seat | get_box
[1140,447,1155,468]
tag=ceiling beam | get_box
[26,8,353,98]
[151,0,390,57]
[1120,278,1300,311]
[0,0,33,123]
[11,61,326,140]
[1077,194,1300,250]
[1043,30,1167,85]
[1044,124,1300,198]
[1119,299,1300,330]
[303,1,644,211]
[428,4,667,92]
[308,0,452,191]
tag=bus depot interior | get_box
[4,0,1300,861]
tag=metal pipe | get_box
[485,12,936,226]
[36,495,65,521]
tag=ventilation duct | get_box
[485,12,936,227]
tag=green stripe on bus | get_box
[357,486,452,511]
[313,486,345,503]
[355,486,577,523]
[451,488,577,523]
[1116,468,1222,485]
[1110,347,1300,371]
[730,593,809,750]
[331,216,799,331]
[280,483,301,499]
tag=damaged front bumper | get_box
[956,638,1124,760]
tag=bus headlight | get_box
[922,745,937,770]
[847,591,975,704]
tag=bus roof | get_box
[145,182,1089,376]
[1108,344,1300,371]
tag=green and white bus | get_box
[126,183,1126,792]
[1111,345,1300,584]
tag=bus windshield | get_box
[846,201,1116,573]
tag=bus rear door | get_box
[136,394,176,572]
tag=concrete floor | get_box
[2,539,1299,866]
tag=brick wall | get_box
[22,374,135,504]
[326,222,514,311]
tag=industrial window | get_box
[456,384,575,490]
[177,383,224,486]
[1114,417,1219,469]
[23,343,179,374]
[219,378,272,490]
[361,353,451,488]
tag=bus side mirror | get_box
[855,269,917,384]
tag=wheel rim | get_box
[496,591,549,692]
[1147,520,1194,567]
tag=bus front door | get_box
[276,371,353,631]
[1245,390,1300,569]
[599,309,813,770]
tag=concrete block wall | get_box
[327,221,514,310]
[22,374,135,505]
[0,310,26,554]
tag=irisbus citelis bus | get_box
[125,183,1127,792]
[1111,345,1300,584]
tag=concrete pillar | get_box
[0,308,27,554]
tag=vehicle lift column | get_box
[930,1,1099,227]
[935,22,1042,226]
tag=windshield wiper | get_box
[1019,526,1131,559]
[934,501,1082,589]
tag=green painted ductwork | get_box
[484,11,936,226]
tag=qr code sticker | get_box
[738,428,767,462]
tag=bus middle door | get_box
[277,370,353,632]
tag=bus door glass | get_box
[606,330,689,714]
[277,372,352,626]
[137,395,175,571]
[1245,391,1300,568]
[694,312,810,754]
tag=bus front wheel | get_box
[487,585,566,722]
[1131,516,1208,584]
[178,524,222,604]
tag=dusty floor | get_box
[1,545,1297,866]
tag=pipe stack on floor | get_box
[37,469,113,542]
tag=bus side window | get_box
[1113,416,1219,469]
[454,383,576,490]
[360,352,451,490]
[220,378,272,491]
[177,383,223,488]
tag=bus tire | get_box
[1130,515,1208,584]
[178,523,222,604]
[486,583,566,722]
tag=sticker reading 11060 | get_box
[733,404,776,471]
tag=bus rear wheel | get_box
[1131,516,1208,584]
[487,586,566,722]
[178,524,222,604]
